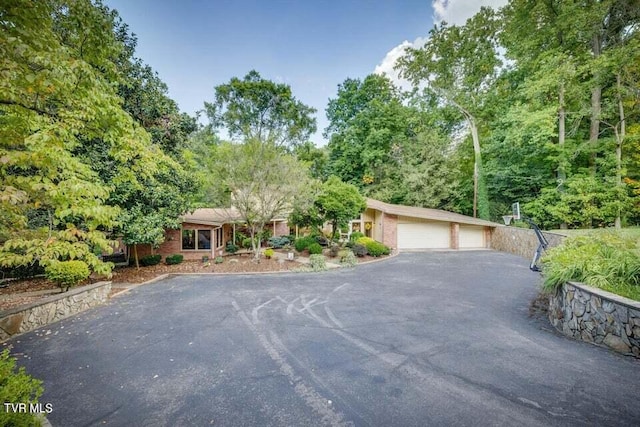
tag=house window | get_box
[182,229,211,250]
[214,227,223,248]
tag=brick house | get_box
[348,199,499,250]
[133,207,289,261]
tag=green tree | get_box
[0,0,155,276]
[316,176,366,241]
[397,7,502,219]
[209,139,313,259]
[204,70,317,147]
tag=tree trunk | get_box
[134,243,139,270]
[615,73,625,229]
[469,118,481,219]
[558,84,567,230]
[589,32,602,174]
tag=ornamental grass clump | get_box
[541,232,640,301]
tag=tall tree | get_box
[0,0,159,275]
[209,139,313,259]
[204,70,317,147]
[397,7,502,219]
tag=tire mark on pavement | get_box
[232,299,350,427]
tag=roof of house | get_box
[180,208,287,226]
[366,198,501,228]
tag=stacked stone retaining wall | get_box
[491,226,565,259]
[0,281,111,341]
[548,282,640,358]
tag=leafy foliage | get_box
[139,254,162,267]
[165,254,184,265]
[45,260,90,291]
[0,349,44,427]
[204,70,316,147]
[315,177,366,240]
[542,232,640,301]
[307,242,323,255]
[225,243,239,254]
[352,244,368,257]
[339,250,358,267]
[308,254,327,272]
[267,236,290,249]
[294,236,316,253]
[263,248,275,258]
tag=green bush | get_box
[308,242,323,255]
[350,232,365,241]
[264,248,275,259]
[365,241,391,257]
[339,250,357,267]
[268,236,290,249]
[0,349,44,427]
[542,232,640,300]
[314,235,329,246]
[352,243,368,257]
[225,243,239,254]
[309,254,327,271]
[140,254,162,266]
[241,237,254,249]
[45,260,90,291]
[294,236,315,252]
[214,256,224,264]
[165,254,184,265]
[355,237,390,257]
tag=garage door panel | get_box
[397,222,450,249]
[459,225,484,248]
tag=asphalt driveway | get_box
[5,251,640,426]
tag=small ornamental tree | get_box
[316,176,366,241]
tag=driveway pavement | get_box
[5,251,640,426]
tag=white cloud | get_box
[374,0,508,88]
[432,0,508,26]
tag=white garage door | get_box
[397,220,450,249]
[459,225,485,248]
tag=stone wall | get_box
[0,281,111,341]
[548,282,640,358]
[491,226,565,258]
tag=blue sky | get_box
[104,0,507,144]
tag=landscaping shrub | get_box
[214,256,224,264]
[1,263,45,280]
[350,232,365,241]
[45,260,90,291]
[140,254,162,267]
[339,250,357,267]
[225,243,239,254]
[264,248,275,259]
[352,243,368,257]
[241,237,253,249]
[308,242,323,255]
[0,349,44,427]
[294,236,315,252]
[259,229,272,244]
[165,254,184,265]
[365,241,391,257]
[542,232,640,301]
[267,236,290,249]
[309,254,327,271]
[356,237,390,257]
